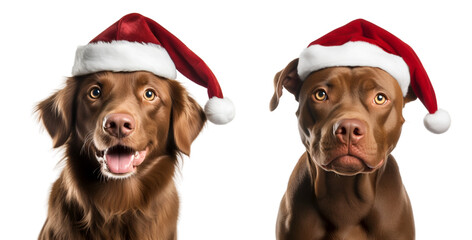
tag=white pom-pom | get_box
[424,108,451,134]
[204,97,235,125]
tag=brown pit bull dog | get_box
[270,19,450,240]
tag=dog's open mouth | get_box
[96,145,148,176]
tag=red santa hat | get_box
[72,13,234,125]
[298,19,450,134]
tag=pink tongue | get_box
[106,152,134,174]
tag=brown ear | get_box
[169,81,206,156]
[404,85,417,105]
[269,58,302,111]
[36,78,77,148]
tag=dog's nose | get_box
[104,113,135,138]
[334,119,365,144]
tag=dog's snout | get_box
[334,119,365,144]
[104,113,135,138]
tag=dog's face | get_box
[298,67,405,176]
[38,71,205,179]
[271,59,416,176]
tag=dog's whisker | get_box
[93,166,107,183]
[80,131,93,155]
[81,130,98,158]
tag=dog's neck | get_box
[307,152,386,227]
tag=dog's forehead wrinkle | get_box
[309,69,350,89]
[355,68,402,95]
[356,78,378,92]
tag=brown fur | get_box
[37,71,206,240]
[271,59,416,240]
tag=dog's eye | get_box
[89,87,101,99]
[374,93,388,105]
[313,89,328,101]
[144,89,156,101]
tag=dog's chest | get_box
[315,174,375,224]
[316,195,373,231]
[329,225,370,240]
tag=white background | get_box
[0,0,470,239]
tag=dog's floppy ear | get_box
[169,81,206,156]
[36,78,77,148]
[270,58,302,111]
[403,85,417,105]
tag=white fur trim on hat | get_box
[298,41,411,96]
[72,40,177,79]
[424,108,451,134]
[204,97,235,125]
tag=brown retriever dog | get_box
[271,59,415,239]
[37,71,205,240]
